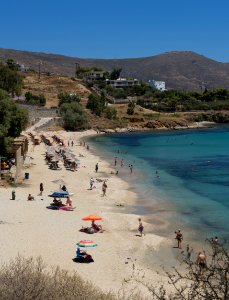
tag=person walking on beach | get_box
[138,218,145,237]
[175,229,183,249]
[130,164,133,173]
[90,178,94,190]
[40,183,44,196]
[121,159,124,167]
[114,157,117,166]
[197,251,207,271]
[102,181,107,196]
[71,141,74,147]
[95,163,99,173]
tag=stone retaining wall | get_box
[19,104,59,126]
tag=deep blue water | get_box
[89,125,229,242]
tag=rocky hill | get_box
[0,48,229,91]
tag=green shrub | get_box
[104,107,117,119]
[25,92,46,106]
[60,102,89,130]
[58,92,80,107]
[127,101,135,115]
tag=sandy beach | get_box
[0,129,171,295]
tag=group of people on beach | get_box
[174,229,220,271]
[89,176,107,196]
[114,157,134,175]
[67,140,74,147]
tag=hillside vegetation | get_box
[20,73,229,131]
[1,48,229,90]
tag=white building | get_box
[106,78,139,88]
[84,71,105,81]
[148,80,166,91]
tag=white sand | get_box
[0,129,170,294]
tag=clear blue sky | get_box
[0,0,229,62]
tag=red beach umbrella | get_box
[82,215,102,221]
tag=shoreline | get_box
[99,120,216,134]
[0,129,170,295]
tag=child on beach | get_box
[90,178,95,190]
[65,196,73,207]
[138,218,145,237]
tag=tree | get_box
[86,93,106,116]
[0,63,23,95]
[110,68,122,80]
[60,102,89,130]
[6,59,20,71]
[127,100,135,115]
[0,91,28,154]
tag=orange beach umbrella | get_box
[82,215,102,221]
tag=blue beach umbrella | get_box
[48,191,70,198]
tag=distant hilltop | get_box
[0,48,229,91]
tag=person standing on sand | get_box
[90,178,94,190]
[138,218,145,236]
[114,157,117,166]
[197,251,207,271]
[95,163,98,173]
[40,183,44,195]
[102,181,107,196]
[175,229,183,249]
[71,141,74,147]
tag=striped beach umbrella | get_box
[76,240,98,248]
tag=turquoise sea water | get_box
[89,125,229,242]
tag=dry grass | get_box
[0,256,146,300]
[23,74,90,108]
[0,256,117,300]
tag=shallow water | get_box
[89,125,229,243]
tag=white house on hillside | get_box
[84,71,105,81]
[106,78,139,88]
[148,80,166,91]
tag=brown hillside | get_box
[1,48,229,91]
[23,74,90,107]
